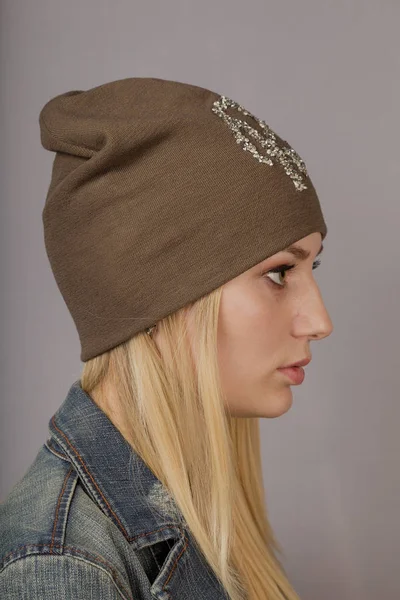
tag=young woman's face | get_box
[212,232,333,417]
[196,231,333,418]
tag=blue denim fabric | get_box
[1,380,228,599]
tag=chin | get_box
[260,386,293,418]
[229,388,293,418]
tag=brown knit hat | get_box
[39,77,327,362]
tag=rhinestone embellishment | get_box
[212,96,308,191]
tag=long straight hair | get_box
[80,286,301,600]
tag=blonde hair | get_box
[80,286,301,600]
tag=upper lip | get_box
[280,357,311,368]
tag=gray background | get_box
[1,1,399,599]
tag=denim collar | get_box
[47,379,186,547]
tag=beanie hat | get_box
[39,77,327,362]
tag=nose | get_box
[294,283,334,341]
[309,312,333,341]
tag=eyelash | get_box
[264,258,322,288]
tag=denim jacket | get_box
[0,380,228,599]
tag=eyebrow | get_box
[284,242,324,261]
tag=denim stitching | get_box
[162,531,188,591]
[44,438,71,462]
[50,466,74,552]
[1,545,133,600]
[50,416,190,596]
[51,416,130,534]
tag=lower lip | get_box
[277,366,305,384]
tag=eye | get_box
[264,258,321,288]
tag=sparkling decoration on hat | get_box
[212,96,308,192]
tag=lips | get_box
[277,365,306,384]
[281,357,311,369]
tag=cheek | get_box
[218,280,289,360]
[219,301,282,370]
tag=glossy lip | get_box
[280,357,311,369]
[277,366,305,385]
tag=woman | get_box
[0,77,333,600]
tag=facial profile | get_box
[171,232,333,418]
